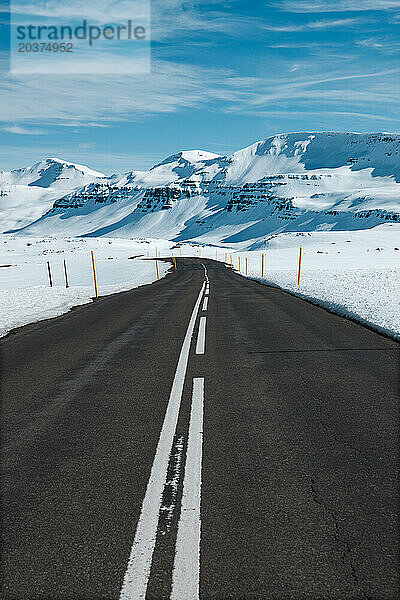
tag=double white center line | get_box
[171,377,204,599]
[120,266,210,600]
[119,282,205,600]
[198,265,208,354]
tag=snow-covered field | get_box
[0,236,173,337]
[1,225,399,339]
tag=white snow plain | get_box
[0,236,173,337]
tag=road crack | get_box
[310,474,371,600]
[319,420,363,457]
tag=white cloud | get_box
[262,17,362,32]
[9,0,255,41]
[356,37,400,53]
[277,0,400,12]
[10,0,150,23]
[1,56,399,129]
[2,124,47,134]
[245,68,400,107]
[60,121,111,127]
[0,59,234,123]
[78,141,95,149]
[253,109,397,122]
[268,41,342,48]
[87,122,110,127]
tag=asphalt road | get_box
[1,258,399,600]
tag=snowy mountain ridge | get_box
[0,158,106,232]
[2,132,400,245]
[0,157,106,188]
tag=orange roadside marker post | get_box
[261,253,265,278]
[155,259,160,280]
[91,251,98,298]
[298,246,303,285]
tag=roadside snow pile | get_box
[0,236,172,337]
[238,225,400,339]
[1,285,105,335]
[256,268,400,339]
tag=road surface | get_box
[1,258,399,599]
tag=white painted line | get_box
[119,282,206,600]
[196,317,207,355]
[202,296,208,311]
[205,286,209,294]
[201,263,209,285]
[171,377,204,600]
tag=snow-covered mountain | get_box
[0,158,106,232]
[0,158,105,189]
[2,133,400,244]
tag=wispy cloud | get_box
[268,41,342,48]
[246,68,400,106]
[252,109,397,122]
[78,142,96,149]
[2,55,399,128]
[276,0,400,12]
[0,59,233,123]
[262,17,362,32]
[9,0,150,22]
[356,36,400,53]
[9,0,257,41]
[60,122,111,128]
[2,124,47,134]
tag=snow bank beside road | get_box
[238,226,400,340]
[0,236,171,337]
[254,268,400,340]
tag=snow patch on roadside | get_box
[0,235,172,337]
[234,226,400,340]
[253,268,400,340]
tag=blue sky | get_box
[1,0,400,173]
